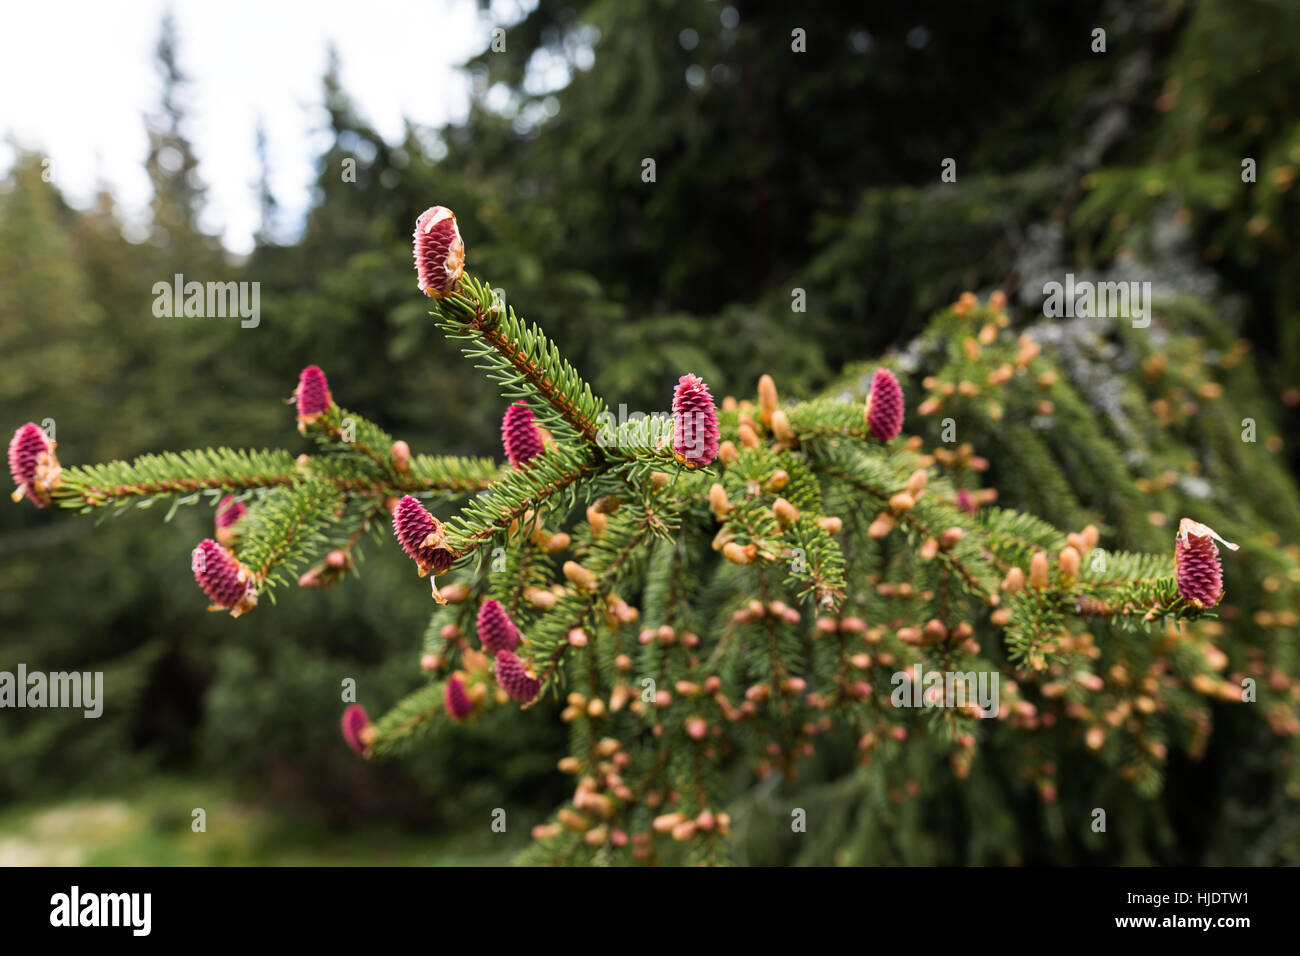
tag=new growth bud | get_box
[864,368,904,441]
[8,423,61,507]
[413,205,466,299]
[672,373,720,467]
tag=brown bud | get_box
[1059,545,1081,582]
[709,483,733,516]
[868,513,896,539]
[1029,552,1049,589]
[587,504,609,538]
[1081,524,1099,551]
[938,527,965,550]
[525,587,558,610]
[897,627,923,646]
[773,497,800,527]
[738,422,760,449]
[390,440,411,473]
[558,809,590,832]
[723,541,757,565]
[1003,567,1025,593]
[757,374,778,426]
[564,561,598,592]
[889,492,915,514]
[718,440,739,464]
[771,409,795,444]
[817,516,842,535]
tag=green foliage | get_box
[5,0,1300,866]
[22,258,1292,868]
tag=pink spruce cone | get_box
[501,401,544,467]
[391,495,454,576]
[413,205,466,299]
[341,704,373,756]
[295,365,332,433]
[8,423,61,507]
[956,488,976,515]
[215,494,248,545]
[444,676,472,721]
[672,373,720,467]
[1175,519,1237,609]
[865,368,904,441]
[495,650,541,703]
[191,538,258,617]
[476,599,520,654]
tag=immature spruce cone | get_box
[1175,518,1237,608]
[215,494,248,545]
[672,373,720,467]
[865,368,904,441]
[477,598,520,654]
[341,704,372,756]
[413,205,466,298]
[444,676,472,721]
[191,538,258,617]
[501,401,544,467]
[391,495,455,576]
[295,365,332,432]
[495,650,541,703]
[8,422,61,507]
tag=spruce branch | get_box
[441,443,604,558]
[53,448,300,511]
[234,478,345,593]
[432,274,609,448]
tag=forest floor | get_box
[0,775,514,866]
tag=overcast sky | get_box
[0,0,518,254]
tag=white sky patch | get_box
[0,0,509,254]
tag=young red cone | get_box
[477,599,521,654]
[191,538,259,617]
[8,423,61,507]
[413,205,466,299]
[1175,519,1237,609]
[501,401,544,467]
[495,650,541,703]
[672,374,720,467]
[445,676,472,721]
[341,704,373,757]
[864,368,904,441]
[391,496,454,576]
[215,494,248,545]
[295,365,332,433]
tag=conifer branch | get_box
[432,274,609,447]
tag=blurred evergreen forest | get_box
[2,0,1298,860]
